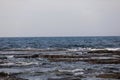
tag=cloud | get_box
[0,0,120,37]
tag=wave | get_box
[89,48,120,51]
[57,68,84,76]
[0,62,38,67]
[67,47,120,52]
[0,47,120,52]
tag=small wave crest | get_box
[0,62,38,67]
[1,47,120,52]
[90,48,120,51]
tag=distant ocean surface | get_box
[0,36,120,50]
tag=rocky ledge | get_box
[0,72,28,80]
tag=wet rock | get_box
[0,72,8,77]
[40,54,87,59]
[0,63,21,68]
[56,72,73,76]
[0,72,28,80]
[0,56,7,59]
[88,50,120,54]
[0,62,38,68]
[0,60,10,68]
[0,62,15,68]
[48,58,84,62]
[84,59,120,64]
[14,54,39,58]
[0,60,6,64]
[96,73,120,79]
[14,55,30,58]
[56,69,84,77]
[103,67,120,71]
[48,77,81,80]
[31,54,39,58]
[48,57,120,64]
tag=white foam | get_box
[58,68,84,73]
[0,63,14,66]
[67,48,90,52]
[89,48,120,51]
[67,48,78,52]
[58,70,72,73]
[72,69,84,73]
[106,48,120,51]
[0,62,38,67]
[90,48,105,51]
[74,72,84,76]
[16,62,38,66]
[7,55,14,58]
[91,57,115,59]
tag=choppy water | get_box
[0,37,120,49]
[0,37,120,80]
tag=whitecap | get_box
[72,69,84,73]
[0,62,14,66]
[74,72,84,76]
[91,57,115,59]
[16,62,38,66]
[58,68,84,73]
[106,48,120,51]
[67,48,78,52]
[6,55,14,58]
[89,48,105,51]
[89,48,120,51]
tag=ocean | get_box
[0,36,120,49]
[0,37,120,80]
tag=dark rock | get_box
[48,77,81,80]
[48,58,84,62]
[0,56,7,59]
[14,54,39,58]
[0,60,6,64]
[0,72,28,80]
[0,72,8,77]
[40,54,87,59]
[88,50,120,54]
[96,73,120,79]
[84,59,120,64]
[31,54,39,58]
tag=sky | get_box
[0,0,120,37]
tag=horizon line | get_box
[0,35,120,38]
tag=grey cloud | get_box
[0,0,120,37]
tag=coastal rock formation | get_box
[0,72,28,80]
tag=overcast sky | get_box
[0,0,120,37]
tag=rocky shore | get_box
[0,49,120,80]
[0,72,28,80]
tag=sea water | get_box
[0,37,120,80]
